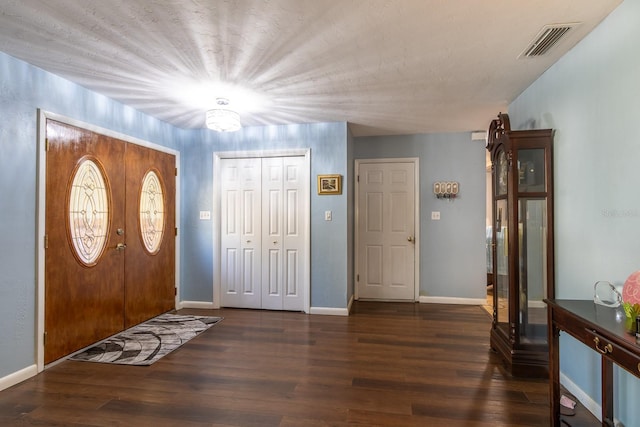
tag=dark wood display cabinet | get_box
[486,113,555,377]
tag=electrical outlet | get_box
[431,211,440,220]
[199,211,211,220]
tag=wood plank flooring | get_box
[0,302,597,426]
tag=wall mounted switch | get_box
[199,211,211,220]
[431,211,440,220]
[325,210,332,221]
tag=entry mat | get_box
[69,313,222,366]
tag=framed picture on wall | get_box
[317,174,342,195]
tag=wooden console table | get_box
[545,299,640,426]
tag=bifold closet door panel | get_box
[220,158,262,309]
[261,156,306,311]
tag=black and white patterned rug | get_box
[69,313,222,365]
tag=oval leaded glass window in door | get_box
[139,170,165,254]
[68,157,110,266]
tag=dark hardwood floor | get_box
[1,302,597,426]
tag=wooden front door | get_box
[124,143,175,327]
[44,119,175,364]
[45,120,126,364]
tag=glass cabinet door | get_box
[495,199,509,331]
[493,149,509,334]
[518,198,548,345]
[518,149,545,192]
[496,151,508,196]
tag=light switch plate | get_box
[431,211,440,220]
[325,210,332,221]
[199,211,211,220]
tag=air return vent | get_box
[520,23,579,58]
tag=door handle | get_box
[407,236,414,242]
[115,243,127,251]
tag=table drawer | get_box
[584,328,640,377]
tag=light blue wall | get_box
[354,133,486,300]
[509,0,640,422]
[179,122,351,309]
[0,51,185,380]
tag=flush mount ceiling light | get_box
[206,98,241,132]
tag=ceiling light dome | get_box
[206,98,241,132]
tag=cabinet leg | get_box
[602,357,614,426]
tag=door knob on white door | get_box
[407,236,414,242]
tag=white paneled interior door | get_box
[261,156,306,310]
[220,158,262,308]
[356,160,417,300]
[221,156,307,311]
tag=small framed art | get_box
[317,174,342,195]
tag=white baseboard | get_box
[181,300,350,316]
[0,364,38,392]
[179,301,217,310]
[560,372,601,422]
[418,296,486,305]
[309,306,350,316]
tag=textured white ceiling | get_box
[0,0,622,136]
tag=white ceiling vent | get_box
[520,23,580,58]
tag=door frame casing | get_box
[36,110,181,371]
[213,149,311,313]
[354,158,420,301]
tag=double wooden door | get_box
[220,156,307,311]
[44,120,175,364]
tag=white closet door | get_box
[261,157,284,310]
[221,156,306,311]
[281,156,306,311]
[261,156,306,311]
[220,158,262,308]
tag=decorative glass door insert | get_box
[139,170,165,254]
[68,157,110,266]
